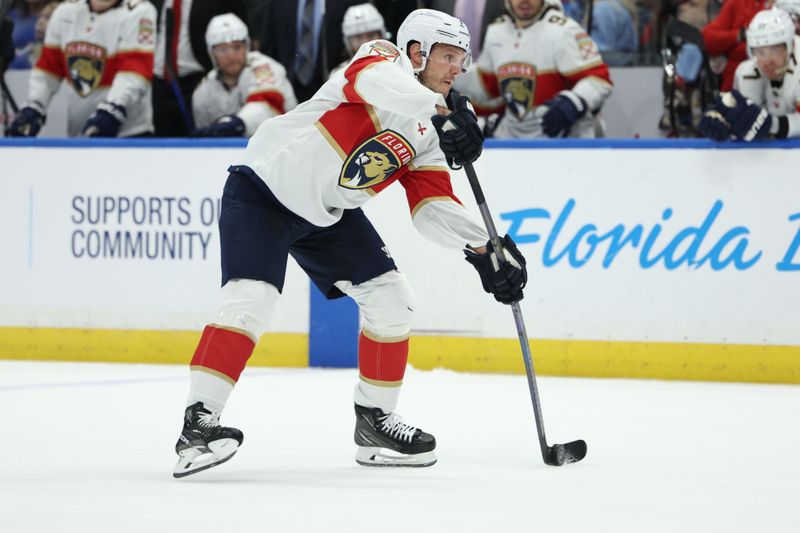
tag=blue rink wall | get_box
[1,138,800,384]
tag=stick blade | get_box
[545,440,587,466]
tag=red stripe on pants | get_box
[190,326,255,382]
[358,333,408,384]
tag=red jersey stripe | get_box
[317,103,380,158]
[99,51,153,86]
[399,169,462,216]
[36,45,67,79]
[247,90,286,115]
[343,55,385,104]
[112,50,154,80]
[478,68,500,98]
[533,71,568,106]
[563,63,612,87]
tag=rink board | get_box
[1,138,799,383]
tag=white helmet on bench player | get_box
[746,8,795,57]
[206,13,250,68]
[396,9,471,73]
[342,3,389,47]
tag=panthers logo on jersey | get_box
[498,63,537,120]
[65,41,106,97]
[339,130,415,190]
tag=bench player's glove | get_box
[714,90,771,142]
[698,110,732,141]
[191,115,246,137]
[82,102,126,137]
[541,90,588,138]
[6,104,46,137]
[431,92,484,168]
[464,235,527,305]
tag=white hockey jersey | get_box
[238,40,489,249]
[734,38,800,139]
[455,4,613,138]
[192,51,298,136]
[27,0,156,137]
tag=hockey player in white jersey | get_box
[454,0,613,138]
[172,9,528,477]
[328,3,390,79]
[191,14,297,137]
[699,7,800,141]
[7,0,156,137]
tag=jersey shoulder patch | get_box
[366,40,401,62]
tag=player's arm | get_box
[400,158,527,305]
[7,4,66,136]
[237,56,298,136]
[84,1,156,137]
[555,21,613,112]
[342,40,446,120]
[541,16,612,137]
[398,165,488,249]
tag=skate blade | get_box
[173,438,240,478]
[355,446,437,468]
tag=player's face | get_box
[509,0,544,21]
[419,44,469,97]
[753,43,789,80]
[213,41,248,78]
[347,31,384,55]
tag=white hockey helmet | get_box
[396,9,471,73]
[746,8,795,57]
[342,3,389,44]
[775,0,800,19]
[206,13,250,67]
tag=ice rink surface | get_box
[2,360,798,532]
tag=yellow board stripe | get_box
[1,327,798,384]
[409,337,800,384]
[0,327,307,367]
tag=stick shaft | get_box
[463,163,551,462]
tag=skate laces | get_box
[197,410,220,428]
[379,413,418,443]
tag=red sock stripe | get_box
[190,326,255,382]
[358,333,409,383]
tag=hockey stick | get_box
[462,162,587,466]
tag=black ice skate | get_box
[173,402,243,478]
[354,403,437,467]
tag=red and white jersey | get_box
[239,40,488,249]
[26,0,155,137]
[192,51,298,136]
[734,38,800,138]
[455,4,613,138]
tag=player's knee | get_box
[215,278,279,341]
[352,270,416,338]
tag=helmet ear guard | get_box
[396,9,471,73]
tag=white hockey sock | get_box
[353,379,401,413]
[187,369,234,413]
